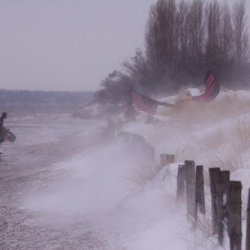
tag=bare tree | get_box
[215,3,234,82]
[232,0,249,69]
[122,49,153,92]
[176,0,190,71]
[219,3,233,62]
[205,1,221,69]
[145,0,177,92]
[187,0,205,74]
[93,71,130,105]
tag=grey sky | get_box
[0,0,155,92]
[0,0,249,92]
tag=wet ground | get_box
[0,113,114,250]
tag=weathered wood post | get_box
[160,154,175,167]
[177,164,186,203]
[160,154,167,167]
[167,154,175,164]
[228,181,242,250]
[246,188,250,250]
[216,170,230,245]
[195,165,206,221]
[209,167,221,235]
[147,146,155,161]
[185,160,196,221]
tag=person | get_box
[0,112,7,145]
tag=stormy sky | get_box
[0,0,249,92]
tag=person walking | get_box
[0,112,8,153]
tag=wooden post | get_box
[228,181,242,250]
[160,154,167,168]
[209,167,221,235]
[148,146,155,160]
[195,165,206,220]
[216,171,230,246]
[160,154,175,167]
[246,189,250,250]
[185,160,196,221]
[166,154,175,164]
[177,164,186,202]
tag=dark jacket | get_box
[0,116,4,127]
[0,113,7,127]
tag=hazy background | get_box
[0,0,249,92]
[0,0,156,92]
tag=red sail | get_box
[193,70,220,102]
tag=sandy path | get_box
[0,113,111,250]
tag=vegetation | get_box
[94,0,250,105]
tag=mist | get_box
[1,0,250,249]
[1,87,250,249]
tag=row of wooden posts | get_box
[167,157,249,250]
[119,132,250,249]
[118,131,155,161]
[142,143,247,250]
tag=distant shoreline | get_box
[0,89,94,107]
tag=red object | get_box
[193,70,220,102]
[130,88,158,114]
